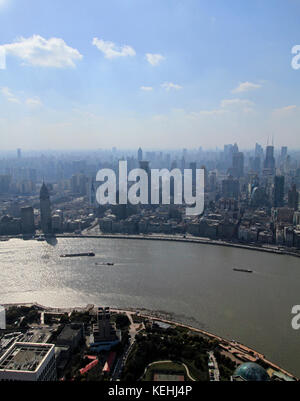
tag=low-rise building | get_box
[56,323,84,351]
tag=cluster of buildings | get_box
[0,181,96,236]
[0,304,121,382]
[96,144,300,251]
[0,145,299,250]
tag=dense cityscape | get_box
[0,144,299,253]
[1,0,300,391]
[1,144,299,383]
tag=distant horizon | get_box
[1,146,300,155]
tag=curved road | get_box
[141,360,196,381]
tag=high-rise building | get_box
[281,146,288,161]
[255,143,263,158]
[89,180,96,206]
[21,206,35,234]
[40,183,52,233]
[233,143,239,153]
[139,160,150,174]
[222,176,240,199]
[189,162,197,188]
[0,175,11,193]
[138,147,143,162]
[274,176,285,208]
[288,185,299,211]
[90,307,121,352]
[71,173,87,195]
[232,152,244,178]
[264,146,275,174]
[17,148,22,159]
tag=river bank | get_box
[1,233,300,259]
[1,302,298,381]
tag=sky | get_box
[0,0,300,150]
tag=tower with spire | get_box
[40,182,52,234]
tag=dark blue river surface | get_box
[0,238,299,376]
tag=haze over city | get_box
[1,0,300,149]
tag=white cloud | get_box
[92,38,136,59]
[1,87,43,107]
[0,35,83,68]
[275,105,297,112]
[1,87,20,103]
[161,82,182,91]
[140,86,153,91]
[145,53,165,66]
[232,81,261,93]
[187,98,255,118]
[272,105,298,116]
[221,98,254,108]
[26,97,42,107]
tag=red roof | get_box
[103,352,116,373]
[80,359,99,375]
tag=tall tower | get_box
[138,147,143,162]
[264,146,275,173]
[232,152,244,178]
[40,183,52,233]
[274,176,285,208]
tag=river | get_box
[0,237,299,376]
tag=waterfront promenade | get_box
[57,233,300,258]
[1,232,299,258]
[1,302,298,381]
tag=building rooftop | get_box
[233,362,270,381]
[0,343,54,373]
[56,324,82,343]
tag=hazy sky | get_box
[0,0,300,150]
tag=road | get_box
[111,311,144,380]
[208,351,220,381]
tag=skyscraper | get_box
[281,146,288,161]
[274,176,285,208]
[40,183,52,233]
[232,152,244,178]
[288,185,299,211]
[21,207,35,234]
[255,143,263,159]
[264,146,275,174]
[138,147,143,162]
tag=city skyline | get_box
[0,0,300,149]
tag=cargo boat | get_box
[233,268,253,273]
[60,252,95,258]
[95,262,114,266]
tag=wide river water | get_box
[0,237,299,376]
